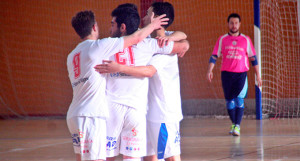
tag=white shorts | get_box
[146,121,181,159]
[106,102,146,158]
[67,116,106,160]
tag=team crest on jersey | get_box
[232,41,237,46]
[132,128,138,136]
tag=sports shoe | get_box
[229,124,235,134]
[232,125,240,136]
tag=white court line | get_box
[0,140,70,154]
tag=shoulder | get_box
[217,34,229,41]
[240,34,252,41]
[165,30,174,36]
[95,37,123,46]
[137,38,157,46]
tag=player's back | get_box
[147,53,183,123]
[106,38,174,112]
[67,38,124,119]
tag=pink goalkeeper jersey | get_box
[212,33,256,73]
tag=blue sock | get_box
[227,108,236,124]
[234,98,245,125]
[226,99,235,124]
[235,107,244,125]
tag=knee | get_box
[226,99,235,110]
[234,98,244,108]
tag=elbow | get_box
[144,67,156,78]
[144,71,155,78]
[182,40,190,53]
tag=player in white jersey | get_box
[93,6,188,161]
[95,2,188,161]
[66,10,170,161]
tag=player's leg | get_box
[233,76,248,136]
[226,99,236,134]
[119,106,147,161]
[106,102,127,160]
[144,119,159,161]
[165,155,181,161]
[145,121,181,161]
[67,116,106,161]
[221,71,236,134]
[163,122,181,161]
[233,97,244,136]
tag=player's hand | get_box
[156,35,172,48]
[256,76,262,87]
[150,12,169,30]
[94,60,121,74]
[207,71,213,83]
[177,51,186,58]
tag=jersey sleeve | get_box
[246,36,256,57]
[96,37,124,58]
[165,30,174,36]
[212,36,223,57]
[148,38,174,55]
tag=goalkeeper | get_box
[207,13,262,136]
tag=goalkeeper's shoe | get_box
[229,124,235,135]
[232,125,240,136]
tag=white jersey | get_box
[147,31,183,123]
[106,38,174,112]
[66,38,124,119]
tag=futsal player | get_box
[66,10,169,161]
[206,13,262,136]
[96,6,189,161]
[95,2,187,161]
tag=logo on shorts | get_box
[174,131,180,144]
[71,133,80,146]
[132,128,138,137]
[126,146,140,151]
[78,129,84,138]
[106,136,117,151]
[232,41,237,46]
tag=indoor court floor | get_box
[0,118,299,161]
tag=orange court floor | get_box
[0,118,299,161]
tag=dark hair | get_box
[117,3,138,12]
[71,10,95,39]
[111,8,140,35]
[151,2,174,29]
[227,13,241,22]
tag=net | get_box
[0,0,299,119]
[260,0,300,118]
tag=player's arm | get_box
[248,36,262,87]
[156,31,187,47]
[123,13,168,48]
[207,55,218,82]
[250,56,262,87]
[94,60,157,78]
[207,36,222,82]
[171,39,190,57]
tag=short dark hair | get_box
[71,10,96,39]
[227,13,241,22]
[111,8,140,35]
[151,2,174,29]
[117,3,138,12]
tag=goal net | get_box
[260,0,300,118]
[0,0,298,119]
